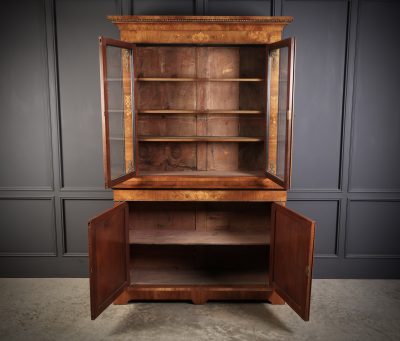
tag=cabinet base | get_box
[114,285,285,305]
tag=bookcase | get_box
[89,16,315,322]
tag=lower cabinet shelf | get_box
[129,229,270,245]
[138,136,264,142]
[130,268,269,286]
[130,244,269,286]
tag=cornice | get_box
[108,15,294,24]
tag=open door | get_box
[270,203,315,321]
[265,38,295,189]
[99,37,136,187]
[88,202,129,320]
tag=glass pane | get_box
[267,46,289,181]
[109,111,125,179]
[105,45,134,181]
[276,47,288,179]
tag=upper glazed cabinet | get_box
[99,18,295,189]
[90,16,316,323]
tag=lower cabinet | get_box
[88,201,315,321]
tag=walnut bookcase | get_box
[89,16,316,322]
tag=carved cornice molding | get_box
[108,15,293,25]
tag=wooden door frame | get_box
[99,36,136,187]
[265,37,295,189]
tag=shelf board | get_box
[130,229,270,245]
[139,109,197,114]
[130,268,269,286]
[136,77,264,82]
[138,136,264,142]
[138,109,263,115]
[137,77,194,82]
[138,170,265,177]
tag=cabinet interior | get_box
[134,45,266,176]
[128,202,271,286]
[107,45,267,176]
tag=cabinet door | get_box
[265,38,295,189]
[88,202,129,320]
[99,37,136,187]
[270,202,315,321]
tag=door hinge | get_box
[305,265,311,277]
[268,162,276,174]
[127,160,134,173]
[287,109,292,121]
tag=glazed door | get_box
[265,38,295,189]
[270,202,315,321]
[99,37,136,187]
[88,202,130,320]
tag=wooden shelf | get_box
[130,268,269,286]
[139,109,197,114]
[138,136,264,142]
[137,77,194,82]
[115,175,283,190]
[138,109,263,115]
[130,229,270,245]
[138,170,265,177]
[137,77,264,82]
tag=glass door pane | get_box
[99,37,136,187]
[266,38,295,189]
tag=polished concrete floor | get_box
[0,279,399,340]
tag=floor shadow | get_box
[211,302,293,333]
[110,301,293,337]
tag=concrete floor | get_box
[0,279,399,340]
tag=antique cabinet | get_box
[88,16,316,322]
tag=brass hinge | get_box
[268,162,276,174]
[287,109,292,121]
[305,265,311,277]
[127,160,134,172]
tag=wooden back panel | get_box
[129,202,270,231]
[136,45,266,174]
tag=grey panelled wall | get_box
[0,0,399,278]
